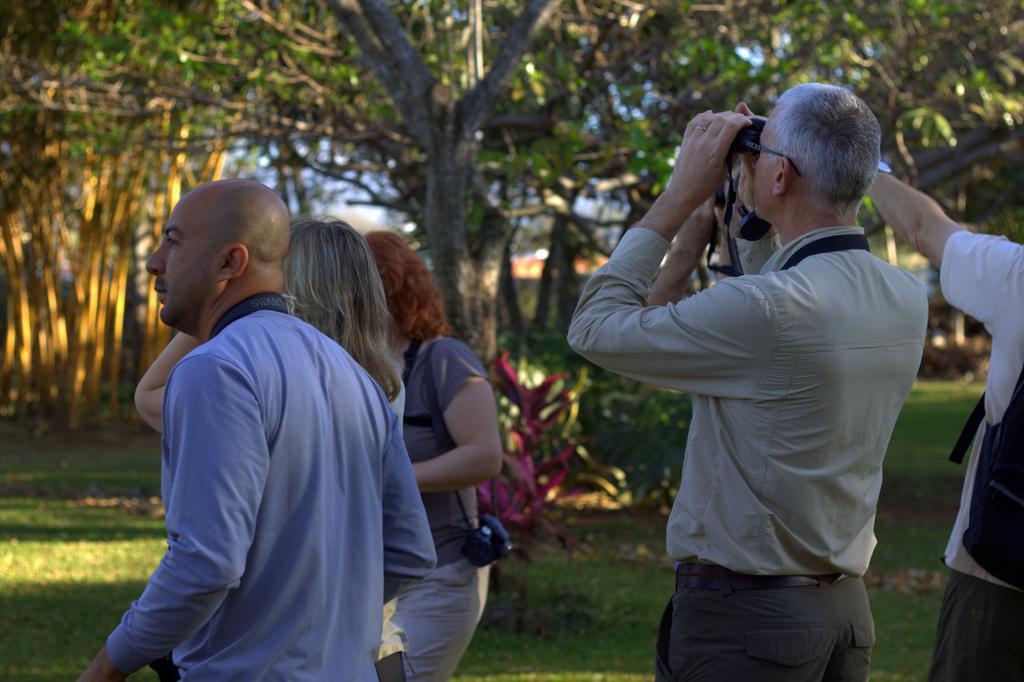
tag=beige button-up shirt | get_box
[568,226,927,577]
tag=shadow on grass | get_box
[0,523,167,542]
[0,498,166,542]
[0,581,160,682]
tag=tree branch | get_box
[325,0,436,144]
[459,0,558,137]
[915,127,1024,191]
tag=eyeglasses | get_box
[749,142,803,177]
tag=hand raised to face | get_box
[665,109,752,212]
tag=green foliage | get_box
[499,331,688,508]
[578,382,690,509]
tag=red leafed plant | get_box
[477,352,587,538]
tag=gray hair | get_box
[284,218,402,401]
[770,83,881,215]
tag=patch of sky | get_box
[735,45,765,69]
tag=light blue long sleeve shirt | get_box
[106,310,435,680]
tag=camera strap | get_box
[210,292,290,338]
[709,154,776,277]
[781,234,870,270]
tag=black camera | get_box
[724,117,773,244]
[461,513,514,567]
[729,117,765,156]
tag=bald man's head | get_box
[146,179,290,337]
[178,179,291,267]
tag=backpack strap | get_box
[402,340,450,448]
[950,395,986,464]
[951,362,1024,464]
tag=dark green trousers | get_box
[928,569,1024,682]
[655,576,873,681]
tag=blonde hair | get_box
[284,219,402,401]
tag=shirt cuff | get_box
[106,625,152,674]
[611,227,671,282]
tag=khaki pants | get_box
[928,569,1024,682]
[398,558,490,682]
[655,575,873,681]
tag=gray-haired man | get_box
[569,84,928,680]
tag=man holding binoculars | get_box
[568,84,927,681]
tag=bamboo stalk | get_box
[68,155,106,428]
[106,160,145,418]
[88,160,132,415]
[0,211,17,412]
[0,212,33,416]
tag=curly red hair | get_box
[365,231,451,341]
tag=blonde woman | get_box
[135,219,410,681]
[287,219,406,681]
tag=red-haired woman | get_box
[365,231,503,681]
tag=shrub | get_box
[489,331,692,512]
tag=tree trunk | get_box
[533,218,563,330]
[499,235,525,338]
[555,226,580,333]
[464,205,509,360]
[884,225,898,264]
[423,129,477,350]
[464,248,502,361]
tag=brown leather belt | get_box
[675,562,843,592]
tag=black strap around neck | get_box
[781,234,870,270]
[211,292,290,338]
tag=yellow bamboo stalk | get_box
[88,161,130,414]
[200,142,226,182]
[105,158,145,418]
[141,157,170,374]
[68,156,106,428]
[0,212,16,411]
[44,174,71,379]
[152,131,188,355]
[0,212,33,416]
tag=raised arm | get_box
[134,333,202,433]
[648,197,715,306]
[868,173,966,268]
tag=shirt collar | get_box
[760,226,867,274]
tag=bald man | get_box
[79,180,436,681]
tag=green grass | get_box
[0,381,984,681]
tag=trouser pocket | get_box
[744,628,833,667]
